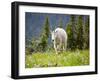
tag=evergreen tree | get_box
[39,16,50,51]
[66,15,77,50]
[66,23,72,49]
[59,18,63,28]
[70,15,77,49]
[76,15,84,49]
[85,16,89,49]
[66,15,88,50]
[44,17,50,38]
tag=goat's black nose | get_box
[52,40,54,42]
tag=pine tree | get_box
[59,18,63,28]
[66,23,72,49]
[85,16,89,49]
[44,17,50,38]
[77,15,84,49]
[71,15,77,49]
[39,16,50,51]
[66,15,77,50]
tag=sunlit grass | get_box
[25,50,89,68]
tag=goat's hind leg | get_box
[63,42,67,52]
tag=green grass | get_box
[25,50,89,68]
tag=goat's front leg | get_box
[54,41,58,54]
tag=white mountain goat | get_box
[51,28,67,54]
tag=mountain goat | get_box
[51,28,67,54]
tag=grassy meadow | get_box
[25,13,90,68]
[25,50,89,68]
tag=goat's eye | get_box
[52,40,54,42]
